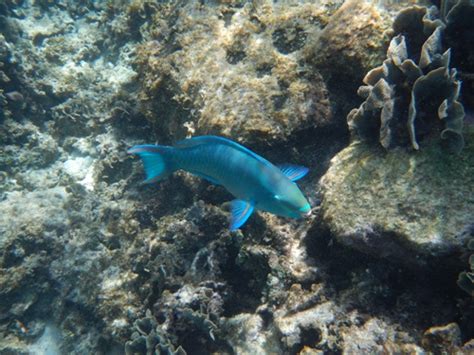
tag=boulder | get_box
[320,132,474,265]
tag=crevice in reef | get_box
[221,241,269,317]
[304,221,474,341]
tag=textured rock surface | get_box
[422,322,462,353]
[0,34,11,122]
[0,1,148,352]
[308,0,428,127]
[136,0,340,146]
[320,131,474,265]
[311,0,391,94]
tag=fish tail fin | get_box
[128,145,176,184]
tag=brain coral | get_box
[347,5,465,152]
[136,1,338,145]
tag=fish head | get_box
[273,182,311,219]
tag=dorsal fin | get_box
[174,136,272,167]
[277,164,309,182]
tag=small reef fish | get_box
[13,319,28,334]
[128,136,311,230]
[5,91,24,102]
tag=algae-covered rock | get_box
[311,0,391,93]
[341,318,423,354]
[348,5,465,152]
[422,322,462,353]
[136,0,338,145]
[222,313,281,354]
[274,301,335,352]
[0,187,69,325]
[320,132,474,265]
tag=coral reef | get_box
[1,0,474,354]
[125,310,186,355]
[347,5,465,152]
[0,1,149,352]
[308,0,427,120]
[136,0,340,146]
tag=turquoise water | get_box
[0,1,473,354]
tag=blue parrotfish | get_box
[128,136,311,230]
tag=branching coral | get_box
[347,5,465,152]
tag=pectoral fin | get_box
[230,200,254,231]
[278,164,309,182]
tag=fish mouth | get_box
[298,203,312,217]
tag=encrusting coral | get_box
[347,5,465,152]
